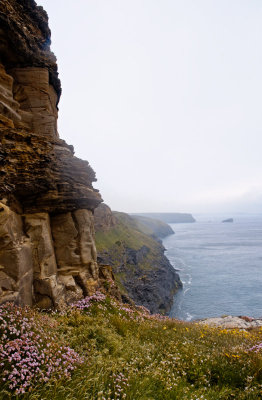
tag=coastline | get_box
[163,215,262,321]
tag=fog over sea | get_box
[163,214,262,321]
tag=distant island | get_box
[222,218,234,223]
[132,213,196,224]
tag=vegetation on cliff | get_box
[1,4,261,399]
[95,206,181,314]
[127,214,174,239]
[136,213,196,224]
[1,295,262,399]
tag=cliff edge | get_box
[0,0,104,308]
[135,212,196,223]
[94,204,182,314]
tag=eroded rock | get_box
[0,0,104,308]
[0,202,33,305]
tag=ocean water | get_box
[163,214,262,321]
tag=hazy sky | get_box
[38,0,262,214]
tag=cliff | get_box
[135,212,196,223]
[129,214,174,238]
[94,204,182,314]
[0,0,107,308]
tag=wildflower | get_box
[0,303,82,395]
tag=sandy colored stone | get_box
[11,67,58,137]
[94,203,117,232]
[82,277,100,296]
[24,213,57,279]
[0,63,20,127]
[59,275,79,292]
[33,275,65,308]
[51,210,100,296]
[51,212,81,269]
[0,0,61,98]
[198,316,262,330]
[74,209,97,266]
[0,202,33,305]
[0,0,110,309]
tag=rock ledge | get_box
[198,315,262,330]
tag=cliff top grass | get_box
[1,293,262,399]
[95,212,161,254]
[124,214,174,239]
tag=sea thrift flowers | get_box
[249,342,262,353]
[71,291,106,311]
[0,303,82,395]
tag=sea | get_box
[163,214,262,321]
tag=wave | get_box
[185,312,194,321]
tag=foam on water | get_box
[163,214,262,321]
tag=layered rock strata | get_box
[0,0,104,307]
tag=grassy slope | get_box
[135,212,196,223]
[127,215,174,238]
[95,212,164,288]
[95,212,160,253]
[3,295,262,400]
[95,212,180,313]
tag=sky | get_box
[38,0,262,214]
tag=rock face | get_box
[0,0,104,308]
[95,205,182,314]
[94,204,117,233]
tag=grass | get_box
[95,212,160,253]
[95,212,171,304]
[95,211,172,285]
[1,294,262,399]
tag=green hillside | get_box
[95,212,160,253]
[95,212,181,314]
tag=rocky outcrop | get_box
[222,218,233,223]
[0,0,104,308]
[198,315,262,330]
[94,203,117,232]
[0,0,61,100]
[0,127,101,213]
[95,205,182,314]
